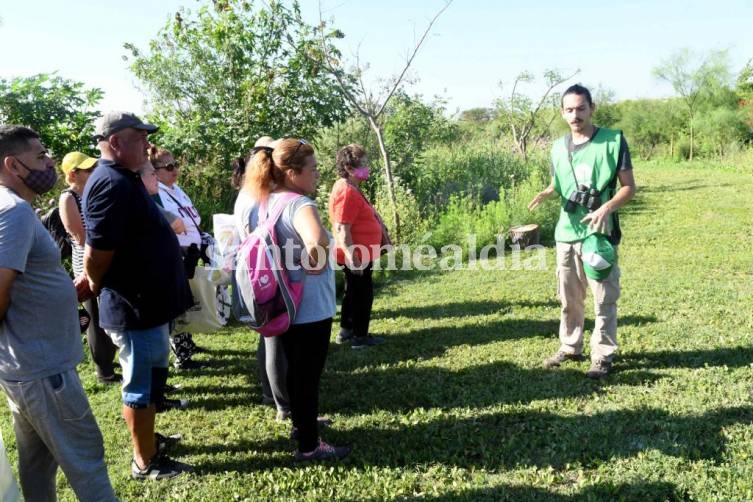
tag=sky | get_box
[1,0,752,116]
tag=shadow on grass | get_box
[371,299,560,320]
[341,405,753,470]
[639,181,731,194]
[422,481,684,501]
[621,345,753,370]
[323,361,662,414]
[329,317,557,373]
[330,314,657,372]
[183,437,294,473]
[185,384,258,411]
[176,348,254,379]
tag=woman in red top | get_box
[328,144,388,349]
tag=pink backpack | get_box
[234,192,303,337]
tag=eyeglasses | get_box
[155,163,179,172]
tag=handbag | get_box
[174,266,231,334]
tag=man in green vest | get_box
[528,84,636,378]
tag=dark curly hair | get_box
[335,144,366,178]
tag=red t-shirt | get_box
[328,179,382,264]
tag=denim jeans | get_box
[106,324,170,407]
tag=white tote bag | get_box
[212,213,241,276]
[175,266,231,334]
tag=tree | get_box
[652,48,733,161]
[317,1,452,240]
[737,58,753,138]
[591,85,620,128]
[0,73,103,159]
[615,98,681,160]
[496,69,579,161]
[695,107,748,157]
[125,0,351,167]
[736,58,753,99]
[383,92,458,188]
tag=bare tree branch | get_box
[374,1,452,118]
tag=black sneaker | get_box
[294,440,351,462]
[131,452,192,480]
[156,398,189,413]
[351,335,385,350]
[155,432,182,455]
[174,359,208,370]
[96,373,122,385]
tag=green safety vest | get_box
[552,127,621,243]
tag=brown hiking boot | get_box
[543,350,585,369]
[586,359,612,379]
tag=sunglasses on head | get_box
[156,162,179,172]
[286,139,308,161]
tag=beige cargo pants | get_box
[556,241,621,362]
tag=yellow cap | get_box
[61,152,98,175]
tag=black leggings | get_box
[280,318,332,452]
[340,263,374,337]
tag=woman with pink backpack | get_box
[233,137,350,462]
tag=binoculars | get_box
[564,184,601,213]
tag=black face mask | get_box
[15,158,58,195]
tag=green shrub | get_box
[413,139,538,217]
[177,161,237,225]
[427,169,559,256]
[373,177,428,246]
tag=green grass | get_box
[3,160,753,500]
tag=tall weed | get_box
[413,139,536,215]
[428,170,559,255]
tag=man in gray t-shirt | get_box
[0,125,116,501]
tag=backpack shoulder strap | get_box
[258,192,303,227]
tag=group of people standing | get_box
[0,83,634,499]
[0,107,393,497]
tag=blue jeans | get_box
[0,370,117,502]
[107,324,170,408]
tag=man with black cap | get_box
[83,111,193,479]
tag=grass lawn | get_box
[3,160,753,500]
